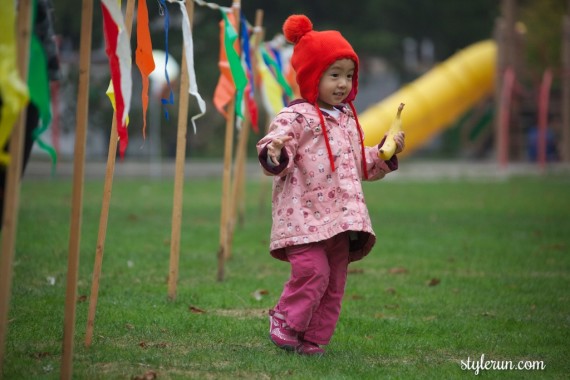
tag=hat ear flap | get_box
[283,15,313,44]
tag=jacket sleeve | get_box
[256,111,300,177]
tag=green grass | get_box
[3,173,570,379]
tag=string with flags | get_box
[101,0,302,158]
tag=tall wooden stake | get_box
[0,0,33,375]
[60,0,93,378]
[84,0,136,347]
[226,9,264,260]
[167,0,194,301]
[217,0,241,282]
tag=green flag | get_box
[221,10,247,120]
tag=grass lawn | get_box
[2,171,569,379]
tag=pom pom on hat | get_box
[283,15,313,44]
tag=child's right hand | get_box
[267,135,293,165]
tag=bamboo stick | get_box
[167,0,194,300]
[217,0,241,282]
[0,0,33,374]
[60,0,93,377]
[84,116,118,348]
[84,0,136,347]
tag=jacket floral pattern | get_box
[257,101,398,262]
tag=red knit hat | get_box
[283,15,368,179]
[283,15,359,104]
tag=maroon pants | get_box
[276,232,350,345]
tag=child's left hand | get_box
[394,131,405,154]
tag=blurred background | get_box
[41,0,569,164]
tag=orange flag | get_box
[213,13,237,118]
[136,0,155,139]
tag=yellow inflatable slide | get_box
[360,40,497,155]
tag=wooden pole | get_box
[494,17,506,166]
[537,69,552,171]
[167,0,194,301]
[60,0,93,378]
[562,6,570,162]
[217,0,241,282]
[227,9,264,260]
[0,0,33,374]
[84,0,136,346]
[498,67,515,168]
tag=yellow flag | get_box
[0,4,30,165]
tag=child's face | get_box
[317,59,355,110]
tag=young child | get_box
[256,14,405,356]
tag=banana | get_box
[378,103,405,160]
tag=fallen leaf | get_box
[189,305,206,314]
[349,294,364,300]
[125,323,135,330]
[481,311,496,317]
[384,304,399,310]
[251,289,269,301]
[139,341,148,349]
[77,295,87,303]
[423,315,437,321]
[427,278,441,286]
[388,267,408,274]
[348,268,364,274]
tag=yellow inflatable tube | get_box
[360,40,497,155]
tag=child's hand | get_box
[267,135,293,165]
[394,131,405,154]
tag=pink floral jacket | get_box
[257,101,398,262]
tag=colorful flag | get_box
[240,14,258,132]
[101,0,132,158]
[257,48,285,118]
[28,26,57,171]
[136,0,155,139]
[260,45,294,99]
[213,13,236,118]
[176,0,206,134]
[220,9,247,120]
[0,2,29,165]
